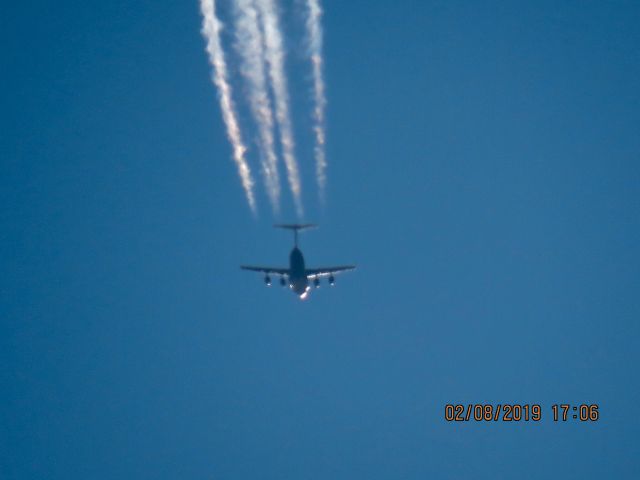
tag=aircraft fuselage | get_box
[289,247,310,298]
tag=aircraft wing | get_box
[305,266,356,278]
[240,265,290,275]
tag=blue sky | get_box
[2,1,639,478]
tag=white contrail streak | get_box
[255,0,304,217]
[200,0,256,213]
[304,0,327,201]
[233,0,281,213]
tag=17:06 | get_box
[552,404,599,421]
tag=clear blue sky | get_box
[2,1,639,478]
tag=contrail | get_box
[233,0,281,213]
[199,0,256,213]
[304,0,327,201]
[255,0,304,217]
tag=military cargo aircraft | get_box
[241,224,355,300]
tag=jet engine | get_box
[314,277,320,288]
[329,275,335,286]
[264,275,271,286]
[280,276,286,287]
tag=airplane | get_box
[241,224,356,300]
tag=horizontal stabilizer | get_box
[274,223,317,231]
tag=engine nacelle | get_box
[329,275,335,286]
[280,276,286,287]
[313,277,320,288]
[264,275,271,286]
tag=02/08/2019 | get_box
[445,404,542,422]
